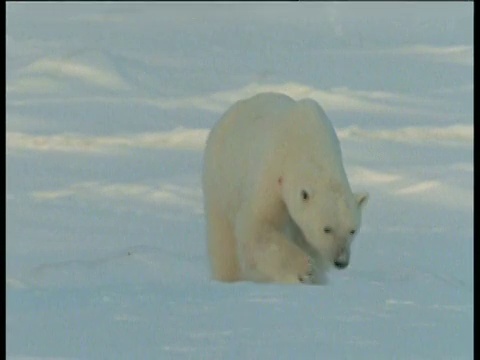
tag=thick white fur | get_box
[202,92,368,285]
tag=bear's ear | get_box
[355,192,369,209]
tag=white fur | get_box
[202,92,368,285]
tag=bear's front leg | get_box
[288,222,328,285]
[235,211,312,284]
[298,258,328,285]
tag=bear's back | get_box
[205,92,298,172]
[217,92,296,133]
[203,93,298,215]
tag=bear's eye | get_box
[323,226,332,234]
[301,190,309,201]
[350,230,356,235]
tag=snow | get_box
[6,2,473,359]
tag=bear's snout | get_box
[334,248,350,269]
[334,259,349,269]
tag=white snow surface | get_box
[6,3,473,359]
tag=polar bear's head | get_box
[279,171,368,271]
[276,98,368,271]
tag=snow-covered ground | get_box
[6,3,473,359]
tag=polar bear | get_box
[202,92,368,285]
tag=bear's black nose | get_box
[334,260,349,269]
